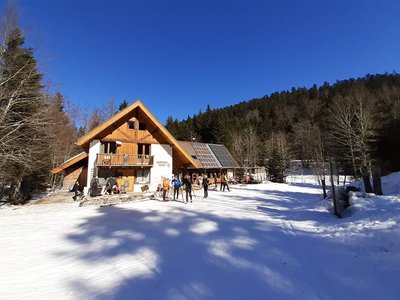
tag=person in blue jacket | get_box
[172,176,181,200]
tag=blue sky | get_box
[4,0,400,123]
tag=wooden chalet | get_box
[52,100,200,194]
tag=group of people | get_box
[161,175,193,203]
[160,174,212,203]
[209,173,230,191]
[219,173,230,192]
[159,173,232,203]
[76,172,231,202]
[105,177,120,195]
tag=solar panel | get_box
[208,144,238,168]
[192,143,221,168]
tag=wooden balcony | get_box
[97,153,154,167]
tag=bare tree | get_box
[353,87,378,166]
[231,124,262,172]
[292,120,314,161]
[78,106,105,134]
[103,97,117,119]
[76,97,120,134]
[231,130,245,166]
[243,125,261,168]
[328,94,358,175]
[328,86,378,177]
[292,119,327,177]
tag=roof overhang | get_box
[51,152,88,174]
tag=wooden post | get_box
[321,177,327,198]
[372,165,383,195]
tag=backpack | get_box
[174,179,181,188]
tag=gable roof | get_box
[77,100,199,168]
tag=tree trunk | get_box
[361,166,373,193]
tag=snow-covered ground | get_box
[1,174,400,300]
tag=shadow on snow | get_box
[57,184,400,300]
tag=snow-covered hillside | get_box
[1,174,399,300]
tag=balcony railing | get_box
[97,153,154,167]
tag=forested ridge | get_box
[165,73,400,177]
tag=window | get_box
[101,142,117,154]
[138,144,150,156]
[139,122,146,130]
[128,121,135,129]
[109,143,117,154]
[136,169,150,183]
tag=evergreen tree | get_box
[268,148,286,183]
[178,121,193,141]
[118,99,129,111]
[165,116,179,138]
[216,112,232,147]
[207,110,221,144]
[266,133,290,183]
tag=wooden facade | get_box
[91,115,160,192]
